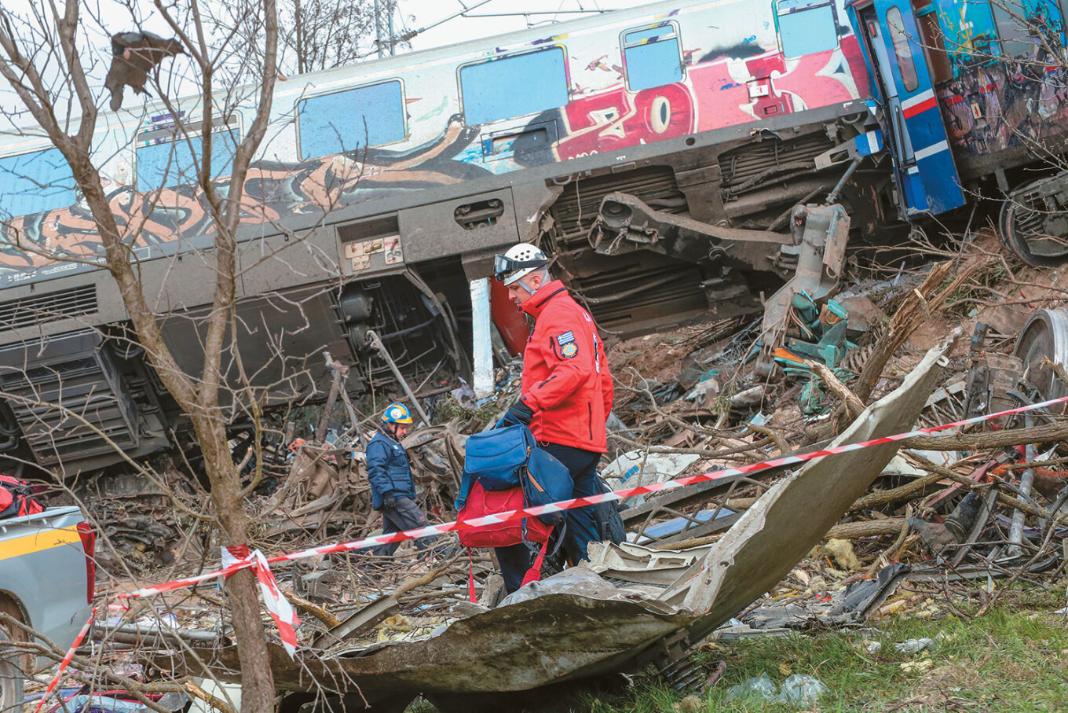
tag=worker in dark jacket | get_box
[366,402,432,556]
[492,242,615,588]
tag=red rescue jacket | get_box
[520,280,614,453]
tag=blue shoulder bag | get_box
[460,424,575,527]
[523,446,574,526]
[462,424,534,490]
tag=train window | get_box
[136,125,240,192]
[460,48,568,125]
[916,12,952,85]
[886,7,920,91]
[776,1,839,58]
[992,1,1060,58]
[297,80,406,159]
[0,147,76,218]
[622,24,683,91]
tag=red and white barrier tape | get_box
[121,392,1068,603]
[220,546,300,658]
[32,608,95,713]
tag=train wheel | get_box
[1013,308,1068,405]
[999,175,1068,266]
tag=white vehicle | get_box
[0,506,96,708]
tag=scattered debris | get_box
[726,673,777,703]
[894,637,936,655]
[38,234,1068,709]
[778,674,829,705]
[157,340,949,709]
[899,658,936,675]
[727,673,827,706]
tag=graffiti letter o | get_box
[649,95,672,134]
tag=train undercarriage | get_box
[545,111,891,337]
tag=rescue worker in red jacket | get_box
[495,242,614,575]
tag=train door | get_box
[851,0,965,215]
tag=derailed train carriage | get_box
[0,0,1065,474]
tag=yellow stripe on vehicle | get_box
[0,525,81,561]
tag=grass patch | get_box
[585,585,1068,712]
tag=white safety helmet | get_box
[494,242,549,286]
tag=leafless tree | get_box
[282,0,399,75]
[0,1,282,709]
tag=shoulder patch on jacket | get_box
[556,331,575,346]
[560,341,578,358]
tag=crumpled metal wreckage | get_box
[192,341,951,712]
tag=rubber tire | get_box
[0,625,24,712]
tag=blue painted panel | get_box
[926,0,1066,77]
[903,168,928,212]
[914,149,961,213]
[136,128,239,192]
[0,147,76,218]
[460,48,569,125]
[874,0,965,215]
[847,8,884,99]
[778,3,839,58]
[623,30,683,91]
[298,80,406,159]
[854,129,884,156]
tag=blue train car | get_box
[847,0,1068,264]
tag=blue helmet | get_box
[381,402,414,425]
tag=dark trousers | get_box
[494,443,603,594]
[495,542,533,594]
[373,496,432,556]
[543,443,603,564]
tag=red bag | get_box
[0,474,44,519]
[457,481,553,593]
[457,481,552,547]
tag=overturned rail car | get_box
[7,0,1068,476]
[0,0,889,473]
[846,0,1068,266]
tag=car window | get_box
[136,125,240,192]
[887,7,920,92]
[298,80,406,159]
[623,24,684,91]
[777,0,840,58]
[460,48,569,125]
[0,147,77,218]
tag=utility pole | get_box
[374,0,385,58]
[294,0,304,73]
[387,0,395,56]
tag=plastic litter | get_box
[725,673,777,702]
[778,674,829,705]
[726,673,827,705]
[894,637,935,654]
